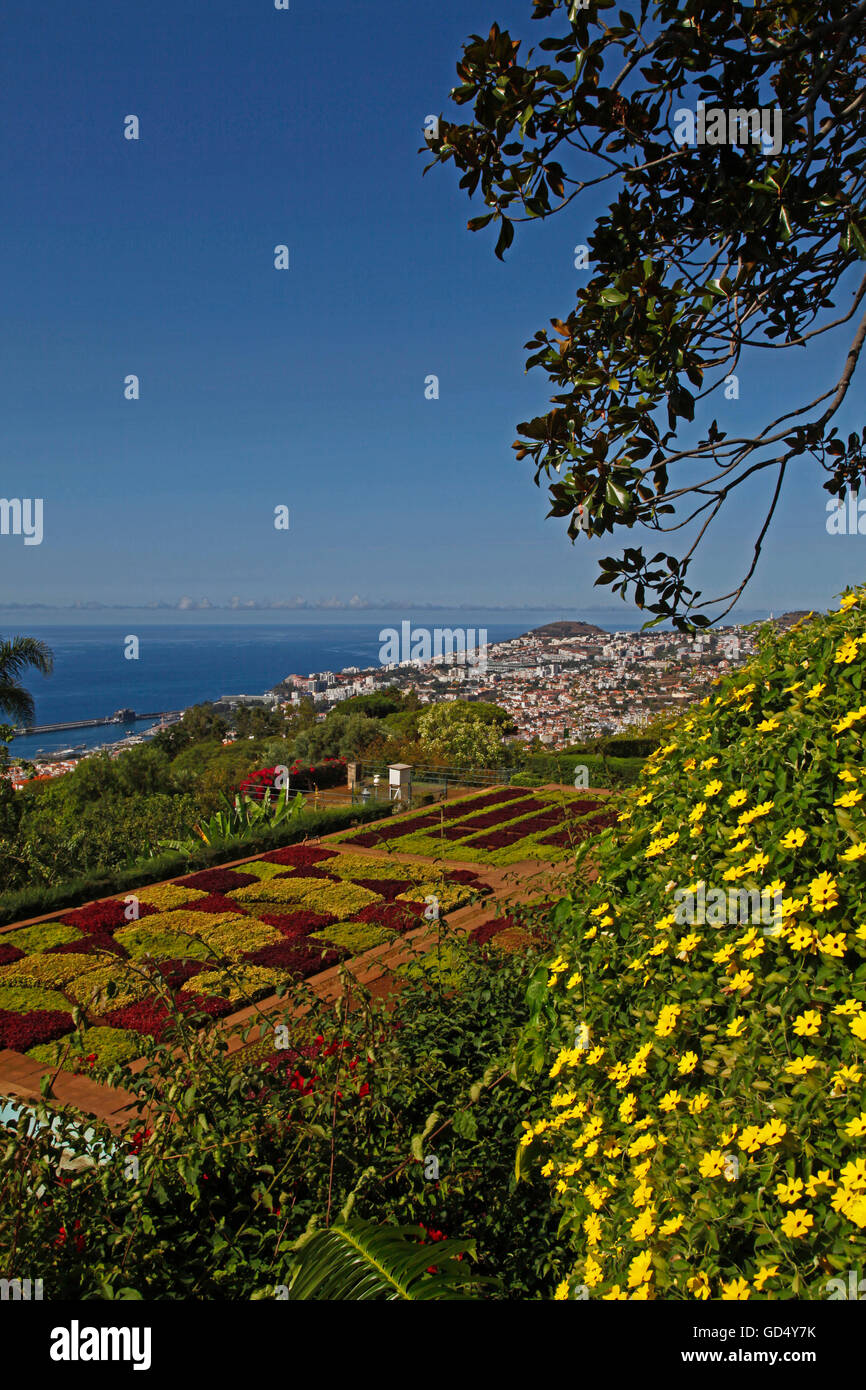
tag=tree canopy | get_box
[428,0,866,627]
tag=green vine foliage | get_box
[520,587,866,1299]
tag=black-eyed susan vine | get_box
[519,588,866,1301]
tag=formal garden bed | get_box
[0,843,493,1070]
[336,785,615,863]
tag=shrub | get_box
[172,868,261,894]
[231,879,380,919]
[136,883,209,912]
[112,928,216,964]
[0,1008,75,1050]
[0,921,82,954]
[253,908,338,938]
[28,1025,142,1070]
[244,941,347,973]
[0,802,386,927]
[0,984,75,1014]
[311,922,392,953]
[352,900,425,933]
[60,900,156,935]
[258,845,339,867]
[181,964,290,1004]
[525,589,866,1301]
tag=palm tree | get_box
[0,635,54,726]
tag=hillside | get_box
[527,621,608,639]
[523,589,866,1300]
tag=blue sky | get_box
[0,0,863,621]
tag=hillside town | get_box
[263,619,762,745]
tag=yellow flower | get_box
[584,1213,602,1244]
[792,1010,821,1037]
[834,639,859,665]
[655,1004,682,1037]
[780,1208,814,1238]
[839,593,858,610]
[627,1251,653,1288]
[833,999,863,1017]
[630,1209,657,1241]
[687,1272,711,1300]
[739,1126,762,1154]
[688,802,706,823]
[721,1277,751,1300]
[809,872,839,913]
[700,756,719,770]
[730,970,754,991]
[677,1051,698,1075]
[713,944,736,964]
[699,1150,725,1178]
[553,1279,570,1301]
[619,1095,638,1123]
[566,971,583,989]
[590,902,612,917]
[728,789,749,807]
[840,842,866,863]
[659,1089,682,1112]
[839,1157,866,1190]
[758,1119,787,1146]
[703,779,723,798]
[756,717,780,732]
[851,1014,866,1040]
[688,1092,710,1115]
[726,1016,746,1037]
[584,1255,604,1288]
[659,1213,684,1237]
[819,932,847,958]
[753,1266,779,1291]
[833,705,866,734]
[602,1284,627,1300]
[831,1063,863,1090]
[804,682,826,698]
[775,1178,804,1205]
[834,790,863,808]
[844,1113,866,1139]
[779,827,807,850]
[743,852,769,874]
[789,925,816,952]
[839,768,859,783]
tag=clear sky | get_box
[0,0,863,621]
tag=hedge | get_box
[0,802,388,928]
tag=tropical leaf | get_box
[285,1219,481,1301]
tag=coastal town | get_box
[4,615,808,786]
[270,619,759,746]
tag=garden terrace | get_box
[336,784,611,864]
[0,796,582,1118]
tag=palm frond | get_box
[0,636,55,724]
[286,1219,481,1301]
